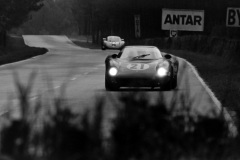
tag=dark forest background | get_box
[8,0,240,43]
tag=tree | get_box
[0,0,44,47]
[71,0,240,42]
[20,0,77,35]
[71,0,93,38]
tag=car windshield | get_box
[107,36,121,42]
[119,47,162,60]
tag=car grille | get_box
[118,78,155,87]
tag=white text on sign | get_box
[162,9,204,31]
[226,8,240,27]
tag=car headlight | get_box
[109,67,118,76]
[157,67,168,77]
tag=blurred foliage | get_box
[0,0,43,47]
[0,72,240,160]
[110,92,237,160]
[0,0,43,31]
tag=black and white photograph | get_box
[0,0,239,159]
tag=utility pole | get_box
[132,0,141,38]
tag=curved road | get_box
[0,35,233,135]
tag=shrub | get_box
[110,92,232,160]
[0,72,239,160]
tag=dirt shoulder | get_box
[165,49,240,114]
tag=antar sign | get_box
[226,8,240,27]
[162,9,204,31]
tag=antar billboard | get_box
[226,8,240,27]
[162,9,204,31]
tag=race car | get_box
[105,46,179,91]
[102,36,125,50]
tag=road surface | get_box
[0,35,232,136]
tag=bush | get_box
[110,92,232,160]
[0,71,239,160]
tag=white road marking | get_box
[71,77,77,80]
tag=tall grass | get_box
[110,92,233,160]
[0,72,239,160]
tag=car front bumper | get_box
[107,75,172,87]
[103,43,123,49]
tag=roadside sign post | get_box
[226,8,240,27]
[170,30,178,37]
[134,15,141,38]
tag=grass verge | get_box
[0,35,48,66]
[165,50,240,113]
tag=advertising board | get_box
[162,9,204,31]
[226,8,240,27]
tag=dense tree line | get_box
[18,0,76,35]
[0,0,43,47]
[70,0,240,42]
[14,0,240,42]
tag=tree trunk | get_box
[78,25,81,35]
[3,30,6,48]
[0,30,7,48]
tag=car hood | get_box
[116,59,164,78]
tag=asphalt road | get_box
[0,35,226,136]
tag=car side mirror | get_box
[103,38,106,41]
[112,54,118,59]
[164,54,172,59]
[121,39,124,41]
